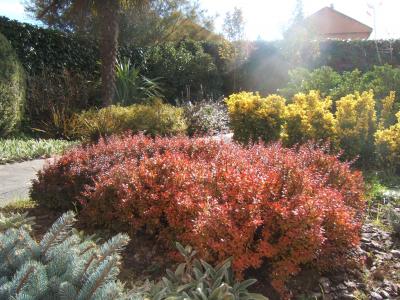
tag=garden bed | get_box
[0,138,78,164]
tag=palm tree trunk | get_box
[98,0,120,106]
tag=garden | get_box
[0,3,400,300]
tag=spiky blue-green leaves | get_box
[0,211,135,300]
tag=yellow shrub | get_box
[378,91,397,129]
[336,91,377,162]
[375,111,400,173]
[72,100,187,141]
[284,91,337,146]
[225,92,286,144]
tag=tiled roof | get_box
[305,6,372,36]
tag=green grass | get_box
[0,138,79,164]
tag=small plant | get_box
[336,91,377,163]
[284,90,337,146]
[149,242,268,300]
[375,111,400,174]
[183,99,229,136]
[72,100,187,141]
[0,211,139,299]
[225,92,286,144]
[115,58,163,105]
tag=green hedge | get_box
[0,32,25,137]
[0,17,98,75]
[2,16,400,103]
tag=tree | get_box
[26,0,148,106]
[222,6,245,42]
[26,0,217,46]
[118,0,219,46]
[221,7,246,92]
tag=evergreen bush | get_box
[71,100,187,141]
[284,91,337,146]
[375,111,400,174]
[0,211,136,299]
[225,92,286,144]
[0,32,25,137]
[336,91,377,163]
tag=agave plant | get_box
[148,243,268,300]
[115,58,163,105]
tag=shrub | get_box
[0,33,25,137]
[375,112,400,174]
[32,135,365,297]
[25,69,98,138]
[0,211,135,299]
[72,100,187,141]
[279,67,342,100]
[115,58,163,105]
[336,91,377,163]
[378,91,397,129]
[183,99,229,136]
[284,91,337,146]
[225,92,286,144]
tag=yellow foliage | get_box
[336,91,377,161]
[375,111,400,173]
[284,91,337,146]
[225,92,286,144]
[379,91,397,129]
[72,100,187,141]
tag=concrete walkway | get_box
[0,159,47,207]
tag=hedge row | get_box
[3,17,400,100]
[226,90,400,172]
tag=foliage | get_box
[386,206,400,236]
[26,0,217,46]
[25,68,98,138]
[375,112,400,174]
[115,58,163,105]
[279,65,400,107]
[336,91,377,163]
[0,17,98,75]
[378,91,397,129]
[143,40,222,101]
[31,135,365,297]
[0,138,78,164]
[183,99,229,136]
[279,67,341,100]
[284,91,337,146]
[0,32,25,137]
[149,243,268,300]
[72,100,187,141]
[223,7,245,42]
[0,210,139,299]
[225,92,286,144]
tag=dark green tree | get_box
[25,0,149,106]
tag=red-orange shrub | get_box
[31,135,365,298]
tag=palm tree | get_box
[35,0,147,106]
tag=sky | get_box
[1,0,399,40]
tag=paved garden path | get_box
[0,159,47,207]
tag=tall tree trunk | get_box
[98,0,120,107]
